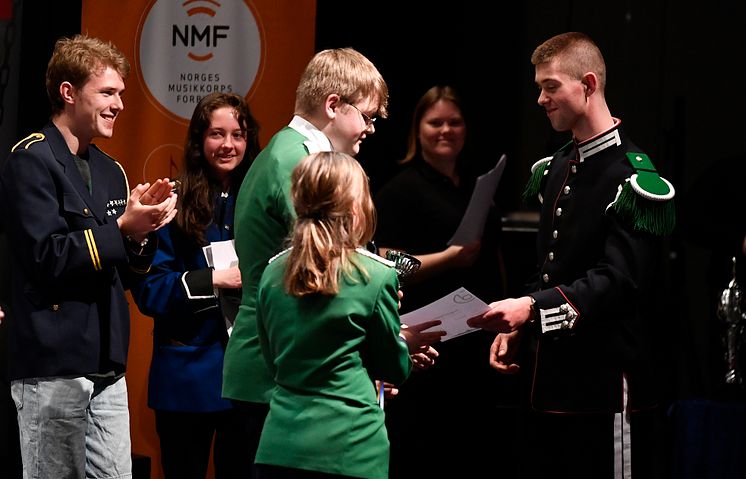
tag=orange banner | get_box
[81,1,316,477]
[0,0,11,20]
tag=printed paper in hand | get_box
[202,240,238,270]
[202,240,239,335]
[400,287,491,341]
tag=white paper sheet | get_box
[202,240,239,335]
[400,287,491,341]
[202,240,238,270]
[448,154,507,246]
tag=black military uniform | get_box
[521,119,675,478]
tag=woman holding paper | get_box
[374,85,508,477]
[375,85,506,308]
[132,92,260,479]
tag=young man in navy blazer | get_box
[0,34,177,478]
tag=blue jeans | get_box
[11,375,132,479]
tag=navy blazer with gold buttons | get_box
[0,122,155,380]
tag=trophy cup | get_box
[376,250,421,409]
[385,249,421,288]
[716,256,746,387]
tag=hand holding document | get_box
[202,240,238,271]
[449,154,507,246]
[202,240,240,335]
[400,287,491,341]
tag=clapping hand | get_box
[117,178,178,241]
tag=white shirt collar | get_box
[288,115,332,154]
[577,118,622,162]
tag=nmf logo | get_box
[137,0,264,121]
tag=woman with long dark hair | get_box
[133,92,260,478]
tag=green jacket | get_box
[222,127,309,402]
[255,249,412,478]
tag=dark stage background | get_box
[2,1,745,477]
[314,0,746,403]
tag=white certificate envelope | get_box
[400,287,491,341]
[203,240,238,270]
[202,240,240,336]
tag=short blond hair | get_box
[46,34,130,114]
[531,32,606,92]
[295,48,388,119]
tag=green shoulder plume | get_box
[609,152,676,236]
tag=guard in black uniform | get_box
[469,32,675,478]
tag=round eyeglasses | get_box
[342,98,377,127]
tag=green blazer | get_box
[255,249,412,478]
[222,127,309,403]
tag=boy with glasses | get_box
[222,47,441,477]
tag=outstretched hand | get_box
[400,320,445,353]
[467,296,533,333]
